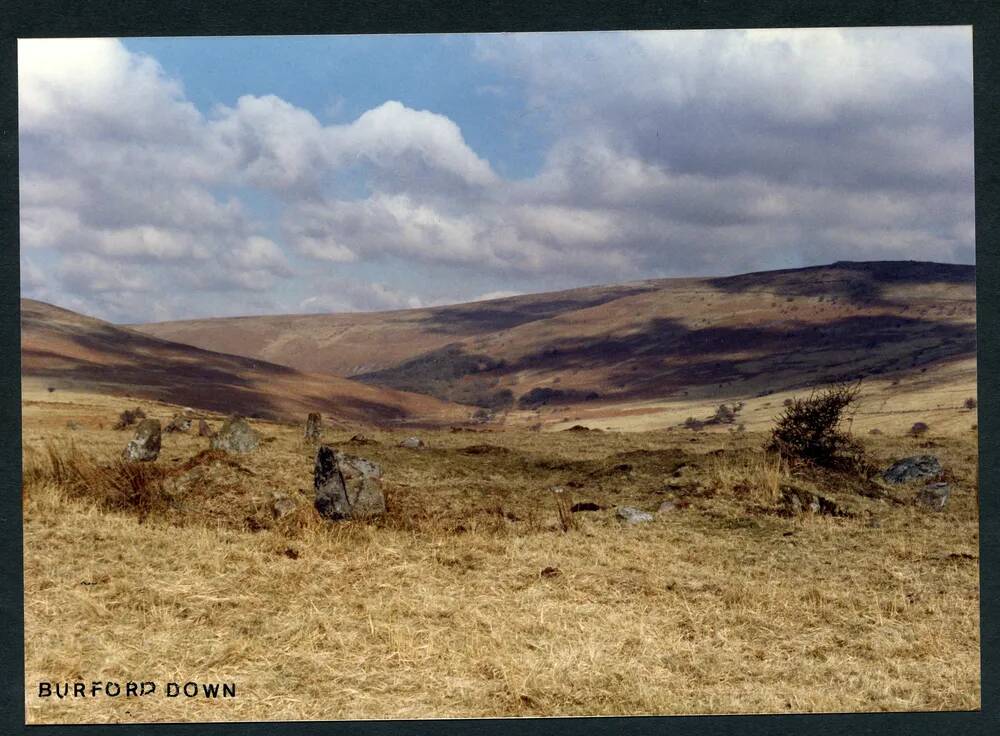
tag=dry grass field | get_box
[21,384,980,723]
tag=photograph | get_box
[17,27,979,723]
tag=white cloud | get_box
[299,280,425,313]
[474,290,523,302]
[326,100,498,188]
[18,30,974,323]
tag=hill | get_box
[21,299,466,426]
[131,261,976,431]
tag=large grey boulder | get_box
[210,415,260,454]
[304,412,322,442]
[883,455,942,484]
[916,482,951,511]
[122,419,161,462]
[314,445,386,520]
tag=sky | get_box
[18,28,974,323]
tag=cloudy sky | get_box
[18,28,973,323]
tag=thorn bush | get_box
[768,382,865,469]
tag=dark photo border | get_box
[1,2,996,735]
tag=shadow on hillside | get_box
[708,261,975,306]
[530,314,975,400]
[418,287,656,335]
[360,312,976,405]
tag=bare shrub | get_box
[909,422,930,437]
[683,417,705,431]
[964,398,977,410]
[24,440,170,518]
[552,487,576,532]
[712,402,743,424]
[82,459,170,517]
[768,382,864,468]
[113,407,147,430]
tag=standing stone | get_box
[122,419,161,462]
[314,445,386,520]
[210,415,260,454]
[883,455,942,484]
[304,412,322,442]
[197,418,215,437]
[916,482,951,511]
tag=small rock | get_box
[781,485,841,516]
[786,493,803,515]
[210,415,260,454]
[399,436,425,449]
[883,455,942,484]
[271,493,298,519]
[348,434,376,445]
[657,501,678,513]
[164,413,193,433]
[122,418,161,462]
[314,445,386,520]
[616,506,654,525]
[304,412,322,442]
[197,418,214,437]
[916,482,950,511]
[65,421,81,430]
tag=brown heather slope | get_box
[21,299,467,426]
[133,261,976,425]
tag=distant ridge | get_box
[130,261,975,413]
[21,298,466,425]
